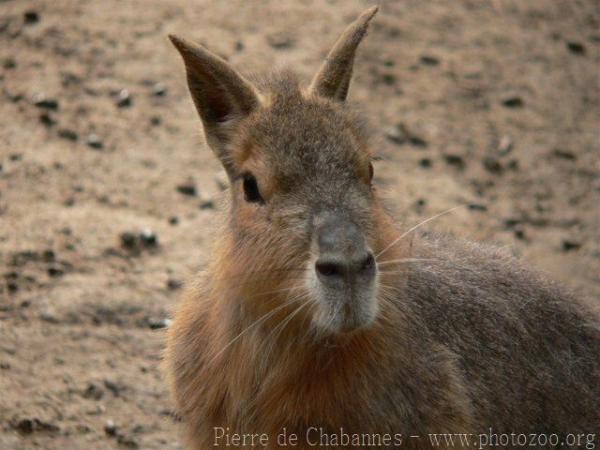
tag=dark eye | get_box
[368,162,374,182]
[243,172,263,203]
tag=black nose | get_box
[316,253,375,279]
[314,215,376,283]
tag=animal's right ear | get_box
[169,35,260,178]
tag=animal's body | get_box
[165,7,599,449]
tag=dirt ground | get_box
[0,0,598,448]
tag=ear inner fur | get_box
[169,34,261,177]
[309,6,378,101]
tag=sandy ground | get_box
[0,0,599,448]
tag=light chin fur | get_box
[305,269,380,335]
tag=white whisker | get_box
[248,285,305,300]
[267,297,312,347]
[377,258,435,267]
[208,295,303,365]
[376,206,463,260]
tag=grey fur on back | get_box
[409,232,599,432]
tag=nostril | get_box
[316,260,342,278]
[316,254,375,280]
[360,253,375,273]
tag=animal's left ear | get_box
[309,6,378,101]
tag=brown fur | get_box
[165,8,600,449]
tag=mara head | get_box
[171,7,400,335]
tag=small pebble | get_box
[43,250,55,262]
[47,265,64,278]
[167,278,182,290]
[23,10,40,24]
[120,230,158,253]
[147,317,172,330]
[468,203,487,212]
[420,55,440,66]
[76,424,93,433]
[39,112,56,127]
[408,135,427,148]
[384,125,405,145]
[552,149,576,161]
[117,435,139,449]
[502,96,524,108]
[199,192,215,209]
[152,82,167,97]
[384,123,427,148]
[14,419,34,434]
[82,383,104,400]
[104,420,118,437]
[498,136,513,155]
[562,239,581,252]
[443,154,465,169]
[419,158,432,168]
[85,405,105,416]
[7,92,23,103]
[12,417,59,434]
[58,128,78,141]
[116,89,132,108]
[566,41,585,55]
[86,134,103,150]
[176,183,196,196]
[3,57,16,69]
[32,94,59,110]
[379,72,396,86]
[483,156,503,174]
[514,226,526,240]
[139,229,158,247]
[267,31,294,49]
[40,311,60,324]
[103,379,124,396]
[120,232,137,249]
